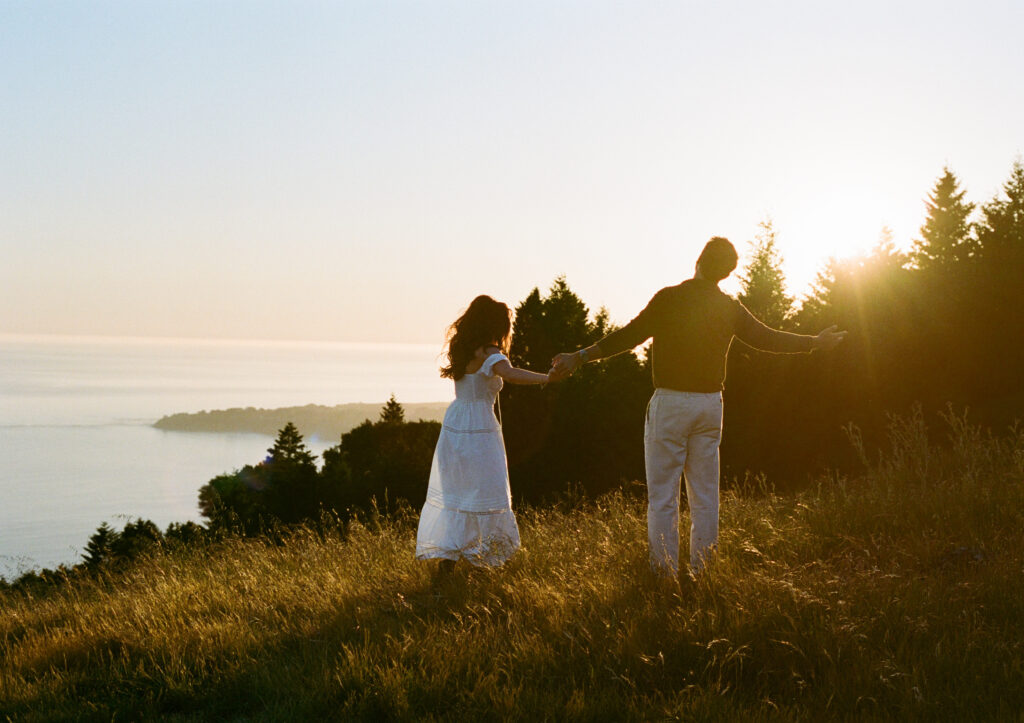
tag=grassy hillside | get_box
[2,409,1022,721]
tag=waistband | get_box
[652,388,722,399]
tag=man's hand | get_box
[549,352,581,381]
[812,325,847,351]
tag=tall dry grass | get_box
[2,408,1022,721]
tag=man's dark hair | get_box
[696,236,738,282]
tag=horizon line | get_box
[0,331,442,351]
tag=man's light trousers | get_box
[644,388,723,575]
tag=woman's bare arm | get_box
[491,359,549,385]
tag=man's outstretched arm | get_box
[735,303,846,353]
[812,324,847,351]
[550,296,661,379]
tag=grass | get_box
[2,408,1023,721]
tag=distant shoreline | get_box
[153,402,449,440]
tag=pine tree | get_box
[869,226,907,272]
[264,422,319,524]
[82,522,117,568]
[542,276,592,349]
[796,228,907,331]
[509,288,545,369]
[911,167,976,269]
[379,394,406,425]
[267,422,317,467]
[738,219,793,328]
[976,159,1024,264]
[503,277,649,502]
[971,159,1024,407]
[509,278,592,371]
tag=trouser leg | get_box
[644,394,688,576]
[682,398,723,573]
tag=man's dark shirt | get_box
[596,278,813,393]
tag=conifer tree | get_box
[542,275,592,349]
[738,219,793,328]
[976,159,1024,263]
[869,226,907,272]
[910,167,976,269]
[796,228,907,331]
[379,394,406,425]
[509,288,545,369]
[264,422,319,524]
[503,277,649,501]
[796,257,843,331]
[509,278,592,371]
[82,522,117,568]
[267,422,317,467]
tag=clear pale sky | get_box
[2,1,1022,344]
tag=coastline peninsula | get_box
[153,402,449,440]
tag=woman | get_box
[415,295,552,568]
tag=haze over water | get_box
[0,334,451,579]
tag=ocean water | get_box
[0,334,452,580]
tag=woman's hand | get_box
[550,352,580,380]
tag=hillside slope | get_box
[3,410,1022,720]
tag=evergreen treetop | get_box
[379,394,406,425]
[738,219,793,329]
[83,522,116,568]
[267,422,316,468]
[976,159,1024,262]
[911,167,976,269]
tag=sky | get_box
[2,1,1022,344]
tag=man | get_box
[551,237,846,577]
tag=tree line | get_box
[724,161,1024,481]
[6,159,1022,590]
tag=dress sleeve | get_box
[479,352,509,377]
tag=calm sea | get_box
[0,334,452,580]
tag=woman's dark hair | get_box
[440,295,512,380]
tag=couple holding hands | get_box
[415,237,846,579]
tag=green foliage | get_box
[321,417,441,517]
[81,518,166,570]
[509,276,594,371]
[109,519,163,562]
[195,406,441,532]
[910,166,976,269]
[502,277,651,502]
[197,423,321,531]
[725,160,1024,483]
[263,422,320,524]
[198,468,269,534]
[378,394,406,425]
[163,521,206,548]
[2,413,1022,720]
[976,159,1024,264]
[267,421,317,467]
[82,522,116,568]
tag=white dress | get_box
[415,352,521,566]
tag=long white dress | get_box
[415,352,521,566]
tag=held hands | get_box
[548,351,581,382]
[813,324,848,352]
